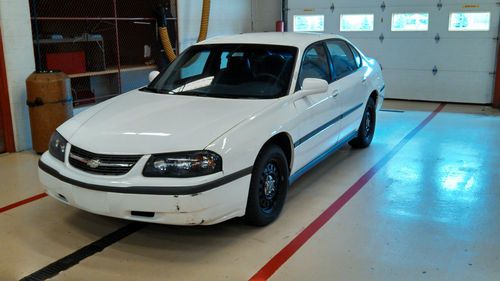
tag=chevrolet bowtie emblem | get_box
[86,159,101,169]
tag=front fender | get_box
[205,97,299,176]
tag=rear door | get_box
[325,39,367,140]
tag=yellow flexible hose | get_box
[197,0,211,42]
[159,0,211,62]
[159,26,177,62]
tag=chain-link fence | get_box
[29,0,178,107]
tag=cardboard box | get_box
[46,51,86,74]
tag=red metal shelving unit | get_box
[29,0,179,108]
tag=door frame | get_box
[0,26,16,152]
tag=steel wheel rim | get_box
[258,160,280,213]
[364,109,374,137]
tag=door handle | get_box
[362,77,367,83]
[332,90,339,98]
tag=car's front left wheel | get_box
[245,144,289,226]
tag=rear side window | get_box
[326,40,358,79]
[298,44,331,88]
[350,45,362,68]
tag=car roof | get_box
[197,32,346,50]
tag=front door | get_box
[292,43,342,175]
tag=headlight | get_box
[143,151,222,178]
[49,131,67,162]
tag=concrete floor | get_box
[1,101,499,280]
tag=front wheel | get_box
[245,145,289,226]
[349,98,376,149]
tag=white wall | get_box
[251,0,281,32]
[0,0,36,151]
[177,0,253,51]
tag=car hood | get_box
[61,91,276,154]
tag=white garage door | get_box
[287,0,499,104]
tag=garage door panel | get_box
[379,39,439,69]
[287,0,498,104]
[345,38,383,59]
[289,0,499,9]
[433,39,497,72]
[384,69,493,103]
[383,70,434,100]
[378,38,496,72]
[384,0,498,7]
[288,1,334,10]
[432,72,493,104]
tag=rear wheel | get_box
[245,145,289,226]
[349,98,376,149]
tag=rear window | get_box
[326,41,358,79]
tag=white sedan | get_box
[39,33,385,226]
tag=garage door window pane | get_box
[391,13,429,31]
[293,15,324,32]
[340,14,374,32]
[449,12,490,31]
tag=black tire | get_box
[349,98,376,149]
[244,144,289,226]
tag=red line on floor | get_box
[250,103,446,281]
[0,193,47,214]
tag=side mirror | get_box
[148,70,160,82]
[299,78,329,96]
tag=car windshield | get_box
[144,44,298,99]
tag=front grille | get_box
[69,146,142,176]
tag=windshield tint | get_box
[146,44,298,99]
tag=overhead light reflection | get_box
[123,132,171,137]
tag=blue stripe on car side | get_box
[293,102,363,148]
[289,130,358,184]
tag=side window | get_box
[220,52,230,69]
[180,50,210,79]
[298,44,331,88]
[326,41,358,79]
[350,45,362,68]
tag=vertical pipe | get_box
[0,27,16,152]
[495,51,500,107]
[493,17,500,108]
[112,0,122,95]
[31,0,42,71]
[282,0,287,31]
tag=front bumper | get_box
[38,153,252,225]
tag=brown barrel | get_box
[26,71,73,153]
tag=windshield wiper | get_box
[139,87,160,93]
[140,87,177,95]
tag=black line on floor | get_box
[20,222,146,281]
[380,109,405,113]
